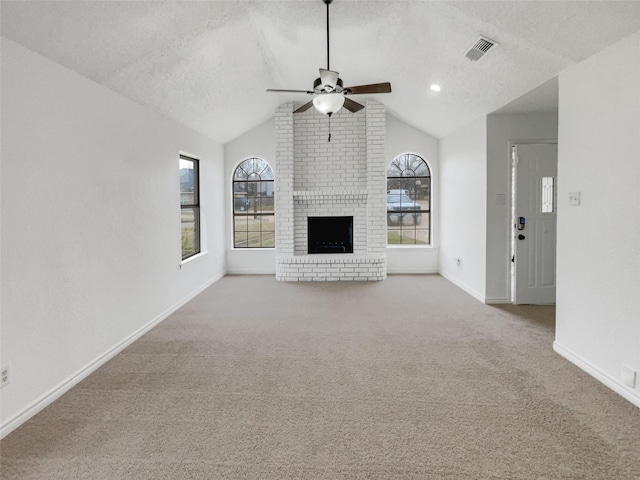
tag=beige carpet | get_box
[2,274,639,479]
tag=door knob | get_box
[518,234,525,240]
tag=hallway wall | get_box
[439,117,488,301]
[555,32,640,407]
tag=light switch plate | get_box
[568,191,581,206]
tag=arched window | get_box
[386,153,431,245]
[233,157,275,248]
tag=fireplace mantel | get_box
[292,190,368,204]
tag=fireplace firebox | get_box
[307,216,353,254]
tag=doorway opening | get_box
[510,141,558,304]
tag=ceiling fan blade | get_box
[293,101,314,114]
[343,97,365,113]
[344,82,392,95]
[267,89,314,94]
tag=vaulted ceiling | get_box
[2,1,640,144]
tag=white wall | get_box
[0,39,226,435]
[439,117,488,302]
[386,115,440,273]
[486,112,558,303]
[554,32,640,407]
[224,118,276,274]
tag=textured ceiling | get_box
[2,1,640,144]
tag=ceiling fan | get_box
[266,0,392,117]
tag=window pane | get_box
[417,191,430,209]
[253,197,264,214]
[387,162,403,177]
[233,182,247,195]
[234,196,249,213]
[262,215,275,232]
[399,232,415,244]
[247,232,261,247]
[387,227,403,245]
[387,227,430,245]
[262,234,275,248]
[234,216,248,232]
[261,181,273,195]
[258,163,274,180]
[258,197,272,214]
[262,195,274,213]
[542,177,554,213]
[247,215,261,232]
[415,227,430,244]
[262,217,276,247]
[180,158,197,206]
[234,163,249,180]
[413,163,430,176]
[181,207,199,258]
[234,231,248,248]
[233,182,247,212]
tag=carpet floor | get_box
[2,274,639,479]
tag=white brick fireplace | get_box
[275,100,387,281]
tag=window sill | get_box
[180,251,207,269]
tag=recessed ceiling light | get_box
[430,84,441,93]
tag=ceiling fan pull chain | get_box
[328,114,332,142]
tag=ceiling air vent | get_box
[465,36,499,62]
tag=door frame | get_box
[509,139,558,304]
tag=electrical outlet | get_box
[622,364,636,388]
[1,365,10,389]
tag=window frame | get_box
[180,154,200,260]
[232,157,275,249]
[386,153,432,247]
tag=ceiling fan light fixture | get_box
[313,92,345,115]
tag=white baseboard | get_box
[386,268,439,275]
[227,269,440,276]
[439,271,486,303]
[0,273,224,439]
[485,297,511,304]
[225,269,276,275]
[553,341,640,409]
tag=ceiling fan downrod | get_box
[324,0,333,71]
[324,0,335,142]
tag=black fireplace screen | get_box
[307,216,353,254]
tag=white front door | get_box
[513,143,558,304]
